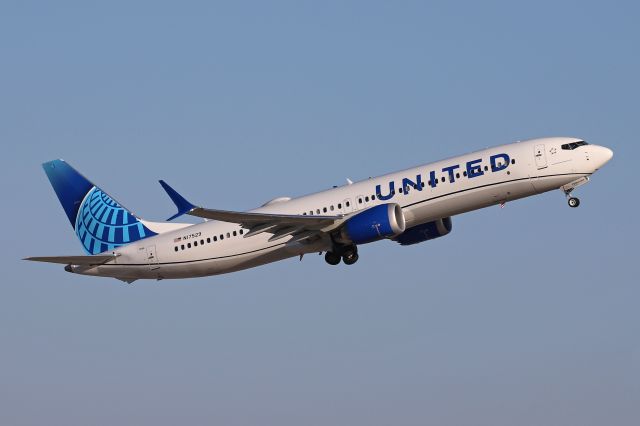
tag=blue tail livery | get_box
[42,160,157,254]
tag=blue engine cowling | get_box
[393,217,452,246]
[342,203,406,245]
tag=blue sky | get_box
[1,1,638,425]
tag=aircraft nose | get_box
[594,145,613,168]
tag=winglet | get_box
[159,180,197,221]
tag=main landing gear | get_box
[324,251,341,265]
[343,249,359,265]
[324,245,359,266]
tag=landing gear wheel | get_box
[342,250,359,265]
[324,251,341,265]
[568,197,580,208]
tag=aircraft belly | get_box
[530,174,586,194]
[80,238,329,280]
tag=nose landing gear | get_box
[561,176,589,208]
[563,188,581,208]
[567,197,580,208]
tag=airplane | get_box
[25,137,613,283]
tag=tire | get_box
[568,197,580,208]
[325,251,341,265]
[342,251,359,265]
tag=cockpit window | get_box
[561,141,589,150]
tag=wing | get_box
[24,254,117,265]
[159,180,345,242]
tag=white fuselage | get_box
[74,137,612,281]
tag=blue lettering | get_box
[490,153,510,172]
[466,159,484,178]
[402,174,423,192]
[429,170,437,187]
[376,181,395,201]
[442,164,460,183]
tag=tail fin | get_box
[42,159,158,254]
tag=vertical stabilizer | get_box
[42,160,157,254]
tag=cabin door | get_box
[145,245,160,270]
[534,144,548,169]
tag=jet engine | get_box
[341,203,406,245]
[393,217,452,246]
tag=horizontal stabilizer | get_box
[24,255,117,265]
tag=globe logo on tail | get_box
[75,187,156,254]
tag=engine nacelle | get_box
[393,217,452,246]
[342,203,406,245]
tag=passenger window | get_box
[207,237,211,243]
[200,239,204,245]
[226,232,230,238]
[174,247,178,252]
[511,159,516,164]
[181,244,185,250]
[220,235,224,240]
[240,229,244,235]
[330,205,334,211]
[463,171,467,177]
[456,173,460,178]
[365,196,370,201]
[484,166,489,171]
[187,243,192,248]
[398,188,403,194]
[338,203,342,209]
[441,177,445,183]
[233,231,237,236]
[358,198,363,204]
[323,207,327,213]
[214,236,218,242]
[346,201,350,207]
[194,241,198,247]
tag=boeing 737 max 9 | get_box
[26,137,613,283]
